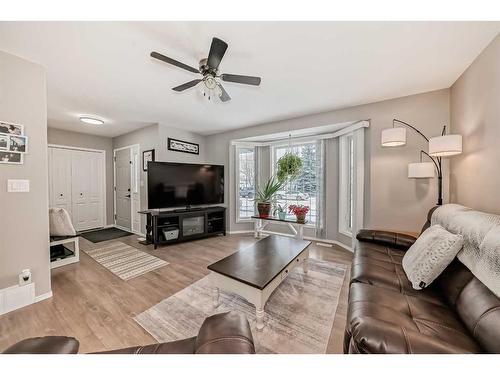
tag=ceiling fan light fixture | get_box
[79,116,104,125]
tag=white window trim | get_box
[338,134,353,237]
[235,145,256,223]
[271,140,318,227]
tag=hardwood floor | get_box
[0,233,352,353]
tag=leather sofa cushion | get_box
[3,336,79,354]
[348,316,478,354]
[96,337,196,354]
[194,312,255,354]
[355,241,405,264]
[347,283,481,353]
[356,229,417,250]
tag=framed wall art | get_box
[167,138,199,155]
[143,149,155,171]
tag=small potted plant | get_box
[288,204,310,224]
[274,203,288,220]
[255,175,284,218]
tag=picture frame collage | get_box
[0,121,28,164]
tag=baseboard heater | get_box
[0,283,35,316]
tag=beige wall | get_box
[47,127,114,225]
[206,89,450,235]
[0,51,50,296]
[450,35,500,213]
[112,123,207,232]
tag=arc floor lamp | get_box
[381,119,462,205]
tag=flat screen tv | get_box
[148,161,224,209]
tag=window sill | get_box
[236,218,254,224]
[339,229,353,238]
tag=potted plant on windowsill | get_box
[289,204,310,224]
[255,175,284,218]
[274,203,288,221]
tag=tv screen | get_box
[148,162,224,209]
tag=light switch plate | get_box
[7,179,30,193]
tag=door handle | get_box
[126,194,131,198]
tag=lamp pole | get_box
[393,119,444,205]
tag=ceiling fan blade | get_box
[207,37,228,70]
[150,51,199,74]
[220,73,261,86]
[218,84,231,102]
[172,79,202,92]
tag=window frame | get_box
[235,145,257,223]
[338,134,354,237]
[270,140,318,227]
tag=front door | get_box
[115,148,131,230]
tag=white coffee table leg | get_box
[303,258,309,274]
[255,306,265,331]
[213,287,220,309]
[254,219,260,238]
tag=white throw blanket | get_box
[49,207,77,237]
[431,204,500,297]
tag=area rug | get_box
[134,258,346,353]
[83,242,168,280]
[80,227,133,243]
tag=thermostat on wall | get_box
[7,179,30,192]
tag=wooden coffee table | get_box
[207,235,311,330]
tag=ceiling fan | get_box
[150,37,261,102]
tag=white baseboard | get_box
[228,230,253,234]
[35,290,53,303]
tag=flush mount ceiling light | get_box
[79,116,104,125]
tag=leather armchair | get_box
[2,312,255,354]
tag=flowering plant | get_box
[288,204,310,216]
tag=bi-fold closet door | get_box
[49,147,104,232]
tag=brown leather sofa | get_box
[3,312,255,354]
[344,207,500,354]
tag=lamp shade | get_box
[429,134,462,157]
[408,162,435,178]
[381,127,406,147]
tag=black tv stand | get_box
[138,206,226,249]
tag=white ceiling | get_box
[0,22,498,137]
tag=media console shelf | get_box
[139,206,226,249]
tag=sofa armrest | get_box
[356,229,417,251]
[3,336,79,354]
[348,317,476,354]
[194,311,255,354]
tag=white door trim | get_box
[48,144,107,229]
[113,144,141,235]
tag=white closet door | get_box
[87,152,104,229]
[48,148,72,216]
[71,150,103,231]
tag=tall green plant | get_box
[255,175,284,203]
[277,153,303,183]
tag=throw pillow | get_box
[402,224,463,289]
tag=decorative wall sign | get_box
[0,121,26,165]
[167,138,199,155]
[143,149,155,171]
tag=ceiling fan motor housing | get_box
[199,58,217,76]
